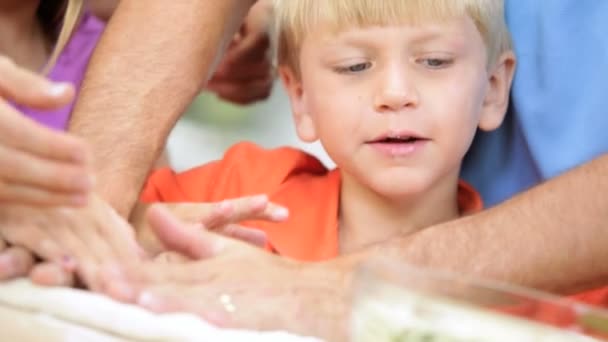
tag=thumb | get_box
[146,204,225,259]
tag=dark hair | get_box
[37,0,68,40]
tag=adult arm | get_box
[69,0,256,217]
[370,153,608,294]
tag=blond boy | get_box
[140,0,516,260]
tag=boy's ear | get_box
[278,65,318,142]
[479,51,516,132]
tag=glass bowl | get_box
[350,260,608,341]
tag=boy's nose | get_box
[373,69,418,113]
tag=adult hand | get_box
[102,207,353,341]
[206,0,275,105]
[135,194,289,255]
[0,56,93,207]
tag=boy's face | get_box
[281,16,514,199]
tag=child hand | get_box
[0,195,143,289]
[0,240,76,286]
[135,195,289,255]
[0,56,93,207]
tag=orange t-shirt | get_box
[142,142,482,261]
[141,142,608,312]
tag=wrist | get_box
[96,179,141,218]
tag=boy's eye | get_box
[419,58,453,69]
[335,62,372,74]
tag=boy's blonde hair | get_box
[273,0,512,76]
[42,0,85,74]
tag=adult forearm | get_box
[350,154,608,294]
[69,0,255,216]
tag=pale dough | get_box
[0,279,322,342]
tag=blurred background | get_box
[166,82,334,171]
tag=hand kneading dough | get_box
[0,279,322,342]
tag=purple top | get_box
[13,12,105,131]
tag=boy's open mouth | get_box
[366,134,429,144]
[372,136,421,143]
[365,132,430,157]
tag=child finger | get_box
[154,196,270,229]
[148,205,225,260]
[215,197,289,224]
[215,224,268,247]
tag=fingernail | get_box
[271,207,289,221]
[48,83,71,96]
